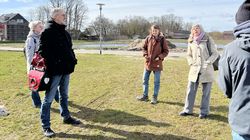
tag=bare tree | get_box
[90,16,117,40]
[49,0,64,8]
[28,9,36,21]
[183,22,193,31]
[117,16,150,38]
[149,14,184,33]
[29,0,88,39]
[29,5,50,23]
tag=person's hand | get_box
[202,61,210,69]
[202,63,208,69]
[145,56,150,62]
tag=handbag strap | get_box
[206,37,212,56]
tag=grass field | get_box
[0,51,231,140]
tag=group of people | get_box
[135,0,250,139]
[24,0,250,139]
[136,22,219,120]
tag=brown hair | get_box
[151,24,160,30]
[150,24,161,35]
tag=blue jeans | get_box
[40,74,70,129]
[31,90,59,107]
[232,130,250,140]
[142,69,161,97]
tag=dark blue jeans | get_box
[142,69,161,98]
[31,90,59,107]
[40,74,70,129]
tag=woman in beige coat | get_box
[179,24,219,119]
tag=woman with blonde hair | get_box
[25,21,59,108]
[179,24,219,119]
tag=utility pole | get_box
[96,3,105,55]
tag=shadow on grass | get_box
[56,123,195,140]
[56,132,126,140]
[160,101,228,123]
[51,101,170,127]
[84,124,195,140]
[51,101,195,140]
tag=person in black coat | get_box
[38,8,80,137]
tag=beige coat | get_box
[187,35,219,83]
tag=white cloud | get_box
[16,0,33,3]
[0,0,8,3]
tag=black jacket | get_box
[39,20,77,76]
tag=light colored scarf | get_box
[193,32,205,45]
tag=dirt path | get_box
[0,47,187,58]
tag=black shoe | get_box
[55,99,59,103]
[63,116,81,125]
[179,111,192,116]
[136,95,149,101]
[34,104,41,108]
[43,127,55,137]
[199,114,208,119]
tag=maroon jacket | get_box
[143,35,169,71]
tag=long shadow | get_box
[79,124,194,140]
[51,101,195,139]
[160,101,228,123]
[56,132,125,140]
[56,123,195,140]
[51,101,170,127]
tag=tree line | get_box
[86,14,193,40]
[29,0,193,40]
[29,0,87,39]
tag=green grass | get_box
[0,51,230,140]
[167,39,188,43]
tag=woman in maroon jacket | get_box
[137,25,169,104]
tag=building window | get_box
[17,19,23,23]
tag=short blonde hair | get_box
[51,8,65,19]
[190,24,205,34]
[188,24,205,43]
[28,21,43,31]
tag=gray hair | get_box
[28,20,43,31]
[51,8,65,19]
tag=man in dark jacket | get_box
[39,8,80,137]
[219,0,250,139]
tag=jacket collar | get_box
[46,20,66,30]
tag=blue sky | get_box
[0,0,244,32]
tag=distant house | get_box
[167,30,190,39]
[223,31,234,40]
[0,13,29,41]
